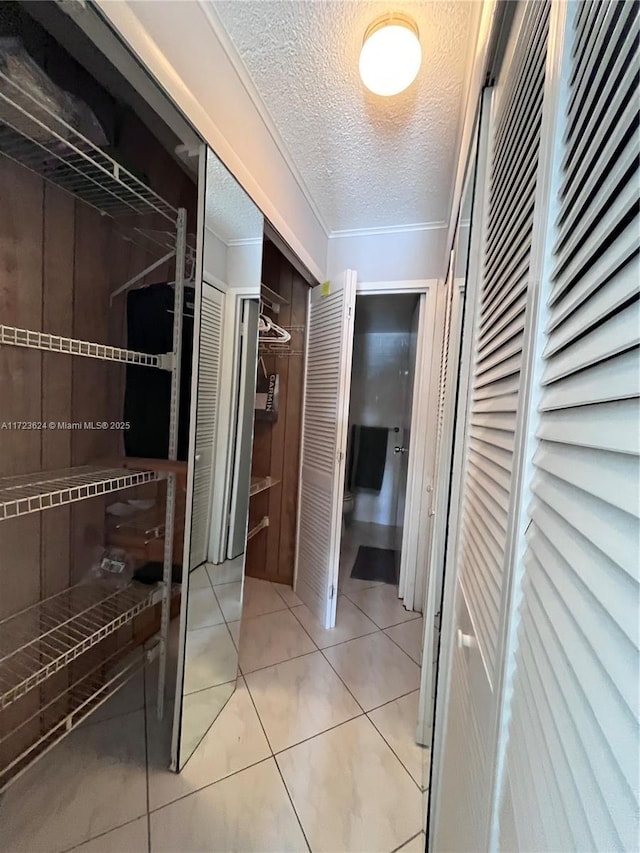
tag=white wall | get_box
[226,241,262,292]
[95,0,327,282]
[348,332,412,526]
[203,227,227,285]
[327,226,449,283]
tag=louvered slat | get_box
[501,2,639,849]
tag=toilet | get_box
[342,489,355,526]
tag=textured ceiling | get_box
[210,1,476,233]
[206,150,264,243]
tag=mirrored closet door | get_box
[171,148,263,771]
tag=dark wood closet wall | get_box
[245,240,308,586]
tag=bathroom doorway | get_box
[339,293,422,606]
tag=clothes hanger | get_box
[258,313,291,343]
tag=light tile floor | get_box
[0,554,428,853]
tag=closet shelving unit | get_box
[246,246,308,585]
[0,67,188,786]
[248,275,306,567]
[0,641,153,787]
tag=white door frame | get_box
[355,279,441,612]
[208,281,260,563]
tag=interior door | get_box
[431,3,551,848]
[189,283,224,569]
[295,270,357,627]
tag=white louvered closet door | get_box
[418,254,467,746]
[433,3,551,849]
[498,1,640,849]
[295,271,356,628]
[190,283,224,570]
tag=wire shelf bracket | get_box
[109,249,176,305]
[247,516,270,541]
[0,466,162,521]
[249,476,280,497]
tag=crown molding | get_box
[198,0,331,239]
[329,220,448,239]
[227,237,263,247]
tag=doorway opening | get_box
[338,293,421,606]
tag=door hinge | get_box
[329,584,336,599]
[338,450,345,463]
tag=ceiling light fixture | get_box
[359,13,422,96]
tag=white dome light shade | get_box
[359,14,422,96]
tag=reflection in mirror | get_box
[173,147,263,771]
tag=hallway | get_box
[0,565,427,853]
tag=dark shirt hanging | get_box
[349,425,388,492]
[124,283,193,460]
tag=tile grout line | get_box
[366,711,425,795]
[271,711,366,758]
[183,676,237,700]
[287,599,380,651]
[267,582,424,847]
[343,586,422,633]
[317,643,369,715]
[242,647,319,678]
[367,686,422,714]
[147,755,274,817]
[318,628,422,714]
[272,756,313,853]
[240,676,319,852]
[61,815,150,853]
[383,625,424,667]
[255,586,421,717]
[242,671,276,757]
[390,830,425,853]
[240,586,374,757]
[235,582,424,797]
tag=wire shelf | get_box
[0,580,162,710]
[0,325,170,369]
[0,69,177,222]
[0,466,161,521]
[250,476,280,497]
[113,507,166,539]
[260,284,289,314]
[0,641,151,790]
